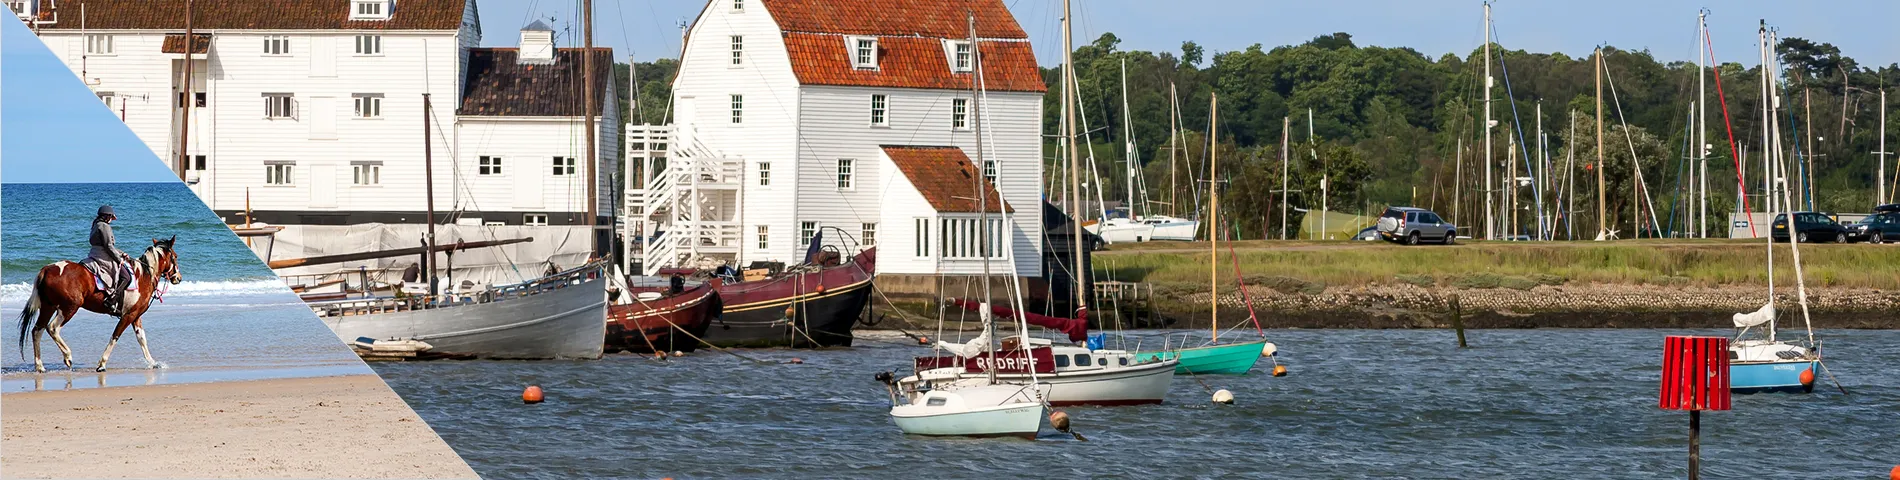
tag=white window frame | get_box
[861,223,878,246]
[354,34,383,56]
[756,225,769,250]
[85,34,115,55]
[952,98,969,130]
[948,40,972,72]
[265,163,295,186]
[940,217,1006,259]
[351,0,390,20]
[552,156,576,176]
[800,221,818,247]
[524,214,550,226]
[479,156,503,175]
[869,94,888,127]
[849,36,878,69]
[730,94,744,124]
[263,35,291,56]
[757,162,771,187]
[263,93,296,119]
[732,0,744,12]
[983,159,997,183]
[186,155,208,172]
[835,159,855,190]
[352,93,383,118]
[351,161,382,186]
[729,35,744,66]
[913,217,931,257]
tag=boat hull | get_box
[605,281,722,354]
[705,250,875,348]
[319,272,607,360]
[891,403,1042,439]
[1730,359,1818,394]
[991,359,1176,406]
[1144,221,1198,241]
[1135,340,1267,375]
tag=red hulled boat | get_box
[606,278,724,354]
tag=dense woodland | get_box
[616,32,1899,239]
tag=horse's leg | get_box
[48,308,75,370]
[31,325,45,373]
[97,317,134,372]
[132,316,160,369]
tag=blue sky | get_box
[488,0,1898,67]
[2,16,176,184]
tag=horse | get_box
[15,236,182,372]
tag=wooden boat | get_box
[309,262,609,360]
[702,248,875,348]
[606,278,723,354]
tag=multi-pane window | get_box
[263,36,291,55]
[179,91,207,108]
[263,93,295,118]
[869,94,888,126]
[729,35,744,65]
[85,34,114,55]
[352,93,383,118]
[354,35,382,55]
[524,214,550,226]
[835,159,854,189]
[940,217,1005,259]
[265,163,294,185]
[186,155,207,172]
[730,94,744,124]
[952,98,969,130]
[757,162,771,186]
[756,225,769,250]
[552,156,576,176]
[952,41,972,72]
[800,221,818,247]
[732,0,744,12]
[479,156,503,175]
[352,0,388,19]
[352,161,382,185]
[853,38,878,69]
[913,218,930,257]
[861,223,877,246]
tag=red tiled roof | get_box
[37,0,467,31]
[783,35,1044,93]
[460,48,615,117]
[759,0,1025,38]
[882,146,1012,214]
[759,0,1044,93]
[161,33,211,54]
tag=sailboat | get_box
[1729,22,1820,394]
[1081,62,1156,244]
[1132,92,1274,375]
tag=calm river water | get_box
[374,329,1900,479]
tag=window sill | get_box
[869,124,890,129]
[351,184,383,188]
[353,54,385,57]
[354,117,384,120]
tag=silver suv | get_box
[1376,207,1455,245]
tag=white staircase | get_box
[624,124,743,275]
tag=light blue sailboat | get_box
[1727,61,1824,394]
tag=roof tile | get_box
[39,0,466,31]
[459,48,615,117]
[883,146,1012,213]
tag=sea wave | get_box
[0,279,292,303]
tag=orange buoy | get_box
[654,352,667,360]
[1888,465,1899,480]
[1800,369,1816,386]
[522,386,544,404]
[788,357,804,364]
[916,336,930,345]
[1272,365,1289,377]
[815,284,827,294]
[1048,410,1072,432]
[783,307,797,318]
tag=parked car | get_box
[1375,207,1455,245]
[1770,211,1849,243]
[1846,210,1900,244]
[1354,226,1379,241]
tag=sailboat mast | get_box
[423,93,438,296]
[1121,59,1136,219]
[583,0,598,254]
[1483,2,1495,240]
[1595,47,1606,239]
[1282,116,1290,240]
[1698,10,1708,238]
[1063,0,1086,315]
[966,12,997,385]
[1169,82,1180,218]
[1881,89,1890,203]
[1758,21,1774,339]
[1208,93,1220,342]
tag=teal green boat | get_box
[1135,339,1269,375]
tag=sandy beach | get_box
[1,374,477,479]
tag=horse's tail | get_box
[16,269,46,361]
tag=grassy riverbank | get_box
[1096,239,1900,291]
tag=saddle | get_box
[81,258,137,294]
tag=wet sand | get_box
[1,374,477,479]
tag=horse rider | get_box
[89,205,134,316]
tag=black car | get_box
[1770,211,1849,243]
[1846,210,1900,244]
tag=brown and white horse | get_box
[14,236,182,372]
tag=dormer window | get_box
[732,0,744,12]
[351,0,390,20]
[850,37,878,70]
[947,40,972,72]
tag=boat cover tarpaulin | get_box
[947,298,1089,343]
[1732,303,1774,328]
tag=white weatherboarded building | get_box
[27,0,617,284]
[639,0,1045,279]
